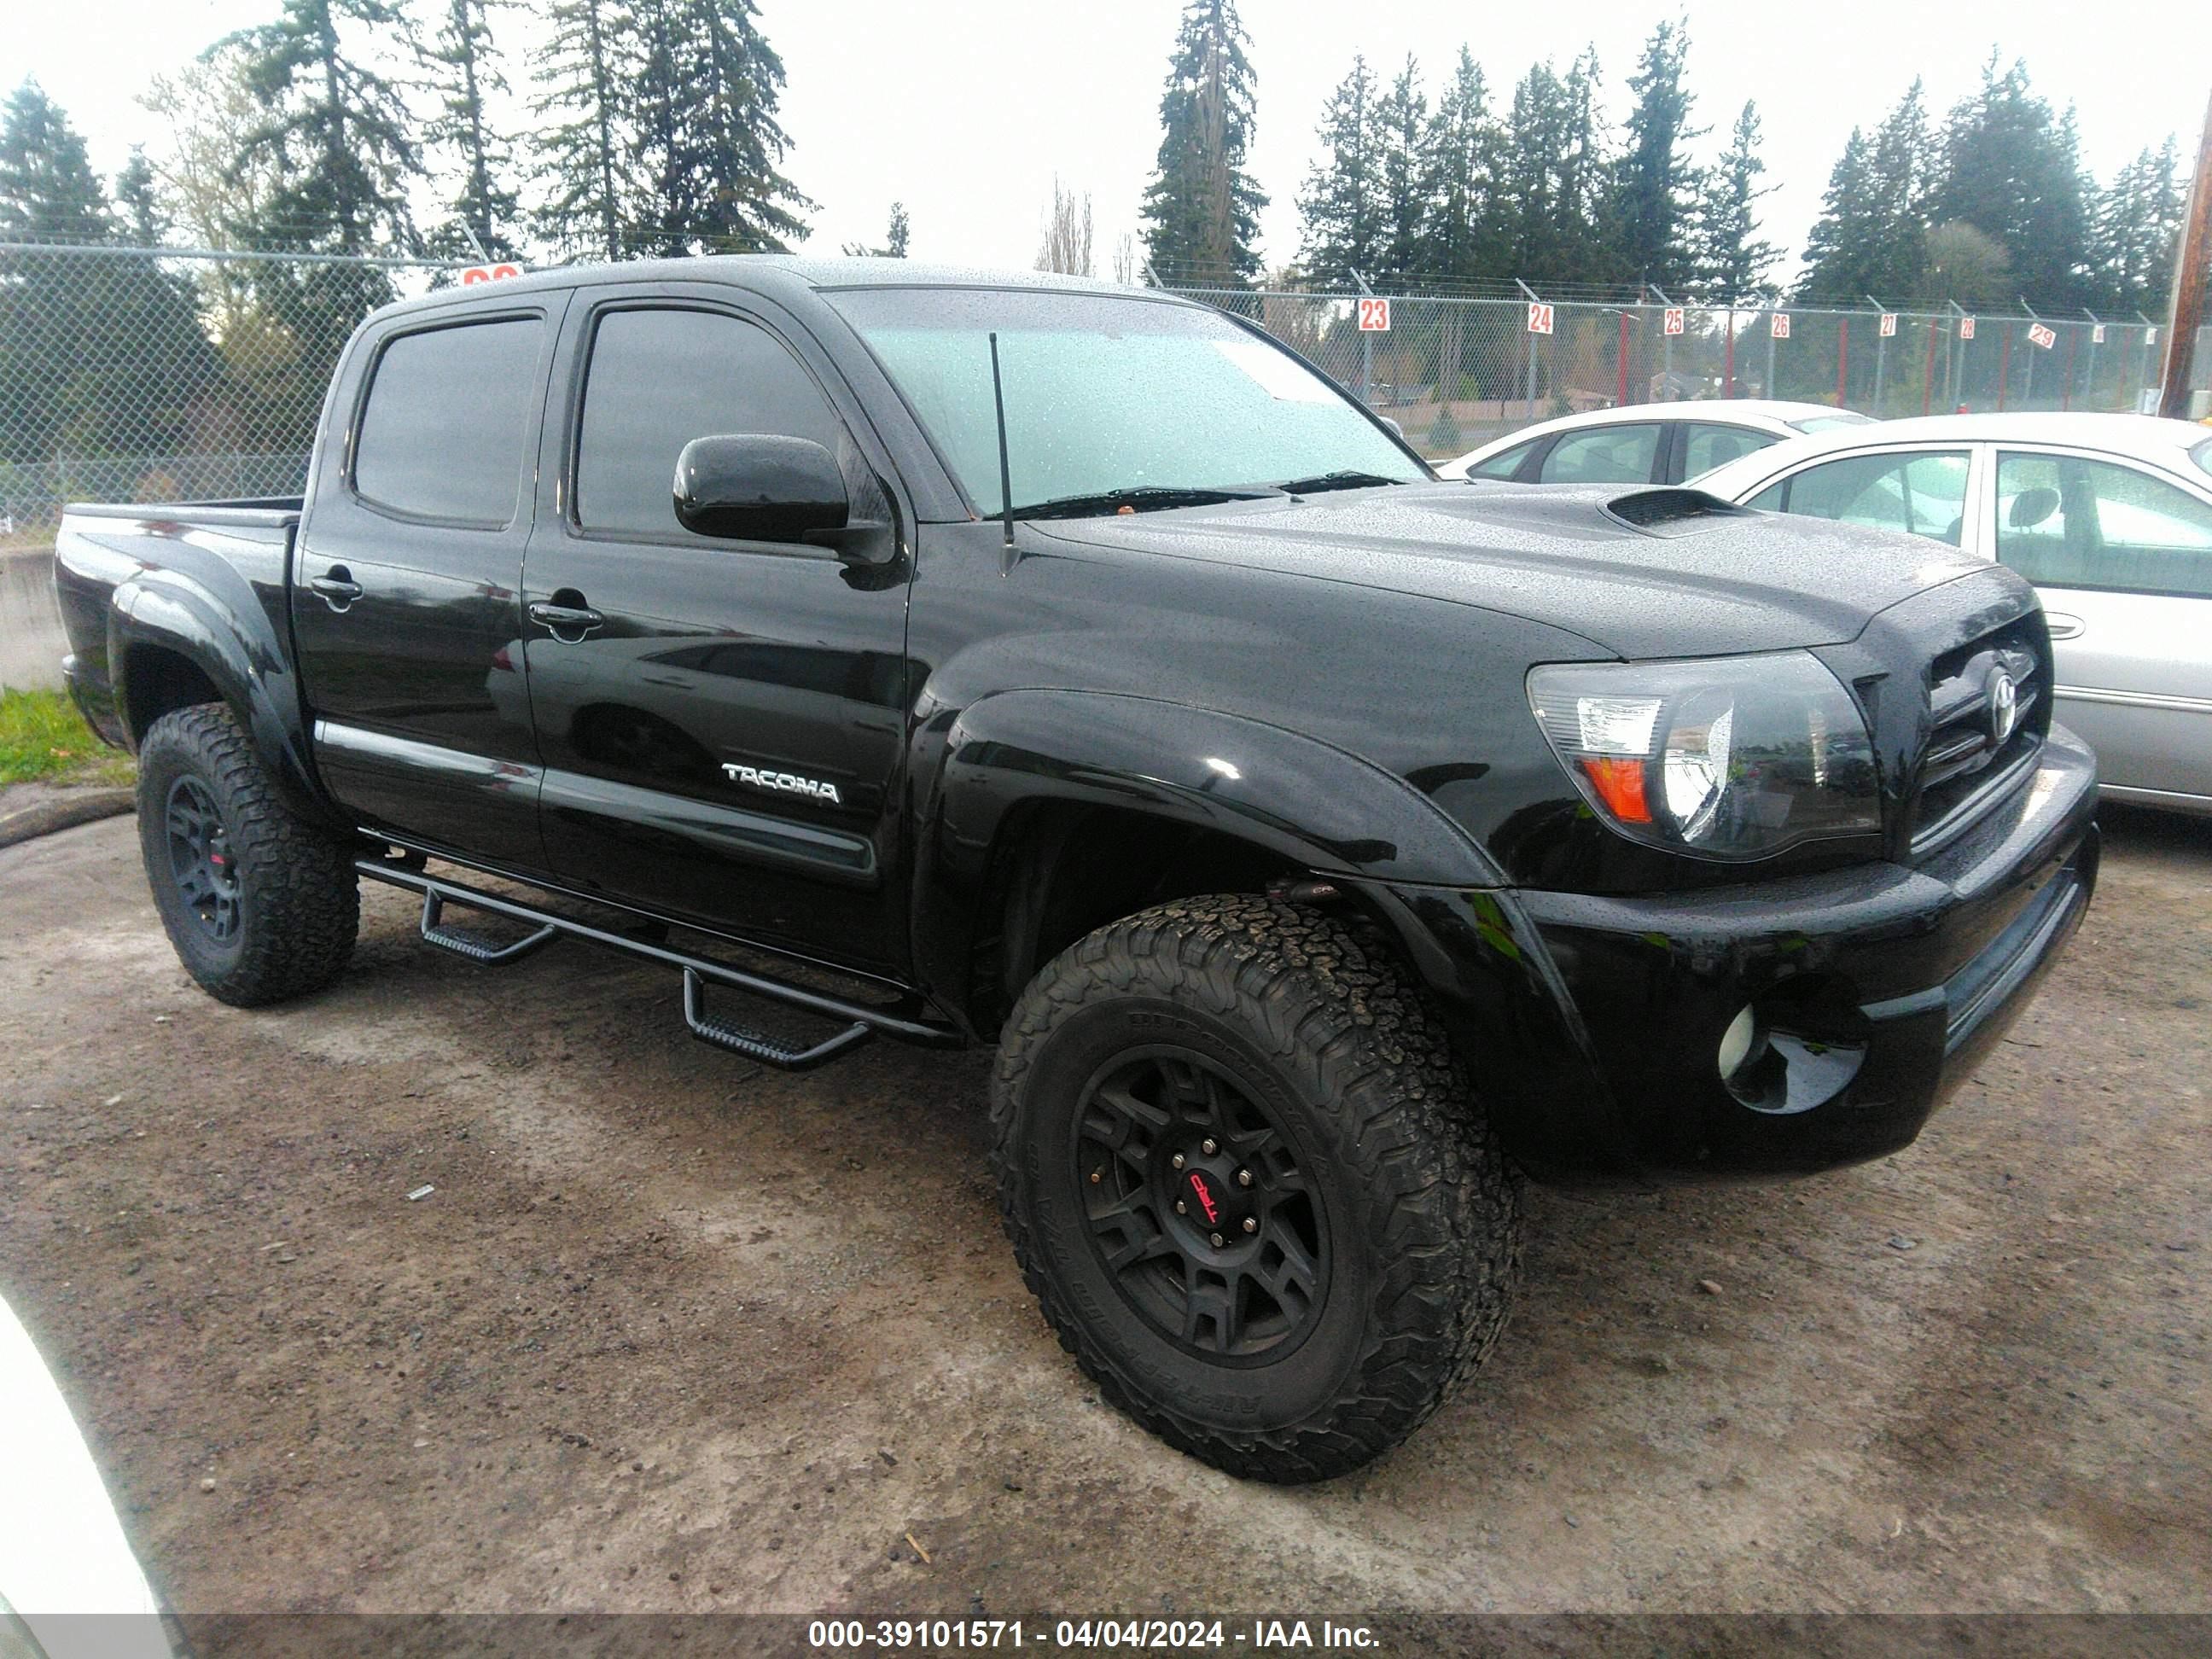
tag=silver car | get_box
[1694,413,2212,815]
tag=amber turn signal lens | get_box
[1578,755,1652,824]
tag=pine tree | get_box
[1931,55,2088,306]
[531,0,632,260]
[1796,130,1880,302]
[629,0,812,256]
[0,84,219,468]
[1295,56,1382,288]
[1861,79,1933,298]
[842,201,910,259]
[1373,57,1428,284]
[422,0,521,260]
[1417,47,1499,286]
[1138,0,1266,286]
[1614,20,1700,288]
[1556,49,1619,285]
[219,0,422,255]
[1494,55,1614,289]
[114,148,166,245]
[2091,137,2183,313]
[1688,101,1777,300]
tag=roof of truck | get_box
[376,254,1167,323]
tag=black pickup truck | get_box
[53,259,2097,1482]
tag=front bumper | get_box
[1375,725,2099,1183]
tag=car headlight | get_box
[1527,651,1879,859]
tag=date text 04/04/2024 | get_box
[805,1618,1381,1650]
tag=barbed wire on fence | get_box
[0,242,2206,538]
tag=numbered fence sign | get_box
[461,263,523,284]
[1356,296,1390,332]
[1769,312,1790,340]
[1662,307,1685,336]
[1959,317,1976,341]
[2146,327,2158,346]
[2092,323,2107,345]
[2027,323,2058,350]
[1525,301,1555,335]
[1878,312,1899,337]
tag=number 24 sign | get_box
[1356,297,1390,332]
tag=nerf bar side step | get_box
[357,857,959,1071]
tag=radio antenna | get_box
[987,331,1015,549]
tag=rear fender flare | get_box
[109,571,336,830]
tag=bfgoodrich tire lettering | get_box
[990,894,1521,1482]
[136,702,360,1007]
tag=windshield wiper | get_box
[1006,485,1274,521]
[1272,470,1411,496]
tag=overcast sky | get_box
[10,0,2206,289]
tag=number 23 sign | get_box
[1356,297,1390,332]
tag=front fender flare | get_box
[909,689,1505,1016]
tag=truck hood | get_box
[1032,482,1990,659]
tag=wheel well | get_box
[968,802,1303,1037]
[122,646,224,745]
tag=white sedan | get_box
[1438,399,1873,485]
[1693,412,2212,816]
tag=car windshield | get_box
[826,288,1427,517]
[1790,412,1877,434]
[2193,438,2212,481]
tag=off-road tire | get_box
[137,701,359,1006]
[990,894,1521,1482]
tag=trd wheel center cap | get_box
[1174,1158,1251,1241]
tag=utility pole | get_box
[2157,88,2212,420]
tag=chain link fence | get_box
[1168,287,2212,459]
[3,242,2209,544]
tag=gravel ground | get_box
[1,809,2205,1622]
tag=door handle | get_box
[309,568,363,610]
[528,600,605,637]
[2044,611,2086,641]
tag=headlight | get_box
[1527,651,1879,859]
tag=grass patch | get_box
[0,688,134,788]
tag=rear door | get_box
[1678,420,1778,484]
[521,287,914,972]
[291,300,563,869]
[1988,446,2212,803]
[1531,421,1666,486]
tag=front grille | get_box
[1907,616,2050,857]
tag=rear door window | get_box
[353,317,544,525]
[1761,450,1970,544]
[1682,422,1775,479]
[1537,423,1662,485]
[1995,451,2212,597]
[573,306,846,539]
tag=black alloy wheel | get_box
[1076,1048,1327,1362]
[163,774,242,944]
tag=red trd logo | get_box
[1186,1172,1220,1225]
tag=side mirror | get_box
[673,434,847,544]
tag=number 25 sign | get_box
[1356,297,1390,332]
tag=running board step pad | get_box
[419,890,560,964]
[683,969,873,1071]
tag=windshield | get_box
[826,288,1427,516]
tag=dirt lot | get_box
[1,809,2206,1623]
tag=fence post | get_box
[1922,316,1936,415]
[1997,324,2012,411]
[1866,296,1888,414]
[1836,317,1849,408]
[1516,279,1543,416]
[1652,285,1674,396]
[2081,309,2101,410]
[1724,306,1737,399]
[1350,270,1374,404]
[1764,311,1777,399]
[2060,327,2076,410]
[1615,310,1630,405]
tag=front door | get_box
[521,294,914,972]
[1989,446,2212,804]
[290,302,562,870]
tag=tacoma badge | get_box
[722,763,841,805]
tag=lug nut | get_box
[1175,1200,1187,1214]
[1201,1138,1218,1155]
[1243,1217,1258,1234]
[1090,1168,1103,1185]
[1171,1153,1185,1170]
[1237,1169,1253,1187]
[1210,1233,1225,1249]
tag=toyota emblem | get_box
[1988,669,2019,746]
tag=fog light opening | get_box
[1717,1004,1760,1082]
